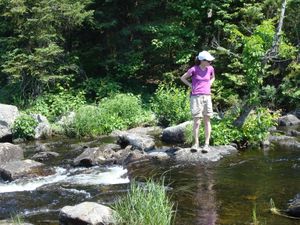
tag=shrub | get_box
[65,93,155,137]
[184,116,242,146]
[27,90,86,121]
[241,107,280,145]
[113,179,174,225]
[79,77,121,101]
[151,83,190,126]
[184,107,279,147]
[12,114,38,140]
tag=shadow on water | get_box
[1,134,300,225]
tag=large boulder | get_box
[59,202,115,225]
[0,104,20,141]
[114,127,158,151]
[0,159,45,181]
[278,114,300,126]
[0,143,24,163]
[162,121,192,143]
[73,144,138,167]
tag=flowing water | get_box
[0,131,300,225]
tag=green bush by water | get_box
[65,93,155,137]
[184,107,279,147]
[27,89,86,122]
[113,179,174,225]
[12,114,38,140]
[151,83,190,127]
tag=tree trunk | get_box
[235,0,287,128]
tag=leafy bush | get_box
[12,114,38,139]
[184,107,279,147]
[65,93,155,137]
[150,83,190,126]
[113,179,174,225]
[27,89,86,121]
[241,107,280,145]
[79,77,121,101]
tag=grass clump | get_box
[113,179,174,225]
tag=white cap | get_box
[197,51,215,61]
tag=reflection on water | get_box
[1,136,300,225]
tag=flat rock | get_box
[174,145,238,163]
[59,202,115,225]
[0,159,45,181]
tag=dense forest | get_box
[0,0,299,144]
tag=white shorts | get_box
[190,95,213,118]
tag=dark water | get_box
[1,136,300,225]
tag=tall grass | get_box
[113,179,175,225]
[10,213,23,225]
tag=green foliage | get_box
[279,61,300,109]
[79,77,121,101]
[12,114,38,140]
[242,107,280,145]
[113,179,174,225]
[28,89,86,121]
[65,93,155,137]
[150,83,190,126]
[184,107,279,147]
[0,0,93,98]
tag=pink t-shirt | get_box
[187,65,215,95]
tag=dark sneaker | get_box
[201,145,210,153]
[190,144,199,153]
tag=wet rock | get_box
[174,145,238,163]
[113,127,156,151]
[269,135,300,150]
[31,114,52,139]
[123,151,150,166]
[0,143,24,163]
[290,130,300,137]
[31,151,59,162]
[0,159,44,181]
[162,121,192,143]
[73,144,125,167]
[287,194,300,217]
[59,202,115,225]
[278,114,300,126]
[0,104,19,142]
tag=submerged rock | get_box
[287,194,300,217]
[59,202,115,225]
